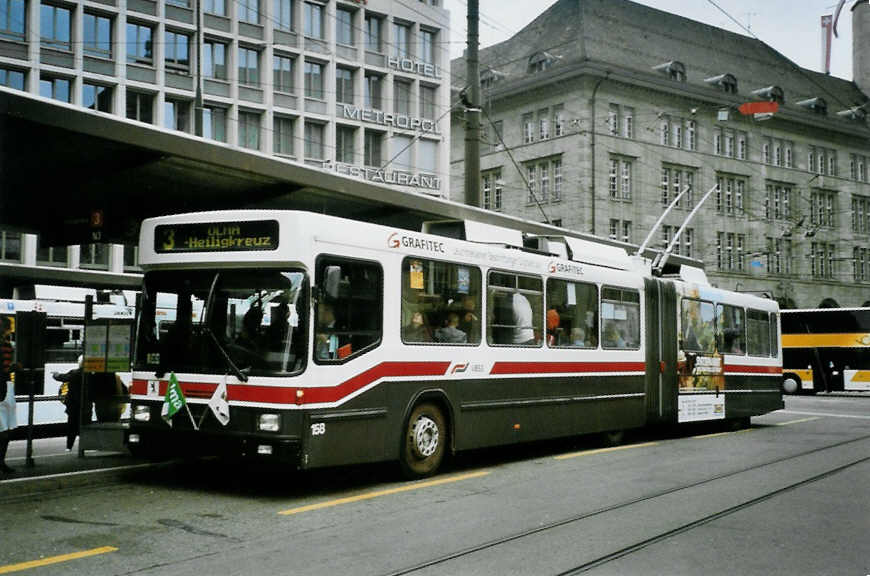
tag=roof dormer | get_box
[751,85,784,104]
[528,51,558,74]
[797,97,827,115]
[480,68,506,89]
[836,106,866,121]
[704,73,738,94]
[653,60,686,82]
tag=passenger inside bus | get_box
[434,312,467,344]
[511,292,536,345]
[315,303,339,360]
[402,311,432,343]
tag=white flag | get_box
[208,376,230,426]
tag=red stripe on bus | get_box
[723,364,782,374]
[489,362,646,375]
[131,361,451,405]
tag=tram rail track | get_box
[381,432,870,576]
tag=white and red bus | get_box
[128,210,782,477]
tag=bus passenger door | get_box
[644,279,677,425]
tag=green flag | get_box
[161,372,186,426]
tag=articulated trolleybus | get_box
[129,210,783,477]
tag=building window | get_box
[482,169,502,211]
[608,103,619,135]
[40,3,71,50]
[392,21,411,59]
[538,108,549,140]
[126,22,153,64]
[335,125,355,164]
[0,67,25,91]
[304,60,324,99]
[204,40,227,80]
[237,0,259,24]
[810,242,836,279]
[304,121,324,159]
[83,12,112,58]
[553,159,562,201]
[205,0,226,17]
[336,66,354,104]
[273,54,293,93]
[854,247,869,281]
[164,99,190,132]
[765,183,792,221]
[624,106,634,139]
[273,116,294,156]
[716,174,747,215]
[126,90,153,123]
[80,243,109,269]
[238,111,260,150]
[202,105,227,142]
[418,139,437,174]
[421,28,435,65]
[0,230,21,262]
[553,104,565,137]
[419,84,436,120]
[336,6,353,45]
[539,161,549,202]
[39,75,70,102]
[811,189,837,228]
[392,134,412,171]
[303,1,322,38]
[394,79,411,115]
[36,239,67,267]
[273,0,291,30]
[365,13,382,52]
[852,195,870,234]
[608,157,632,201]
[364,129,382,167]
[659,115,669,146]
[238,46,259,86]
[83,83,111,112]
[365,72,382,109]
[522,113,534,144]
[526,164,536,204]
[0,0,26,40]
[165,30,190,71]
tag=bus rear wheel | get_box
[400,403,447,479]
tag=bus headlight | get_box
[258,413,280,432]
[133,405,151,422]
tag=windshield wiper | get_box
[203,325,248,382]
[201,272,249,382]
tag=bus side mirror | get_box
[324,266,342,300]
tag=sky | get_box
[442,0,855,81]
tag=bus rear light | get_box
[133,406,151,422]
[295,389,304,404]
[258,413,280,432]
[257,445,273,455]
[128,434,140,444]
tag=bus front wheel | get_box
[400,403,447,479]
[782,375,801,395]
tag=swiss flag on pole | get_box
[738,102,779,116]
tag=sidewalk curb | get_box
[0,460,174,502]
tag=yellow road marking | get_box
[775,416,821,426]
[692,428,753,439]
[0,546,118,574]
[554,441,659,460]
[278,470,490,516]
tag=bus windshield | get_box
[135,269,308,376]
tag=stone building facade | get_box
[450,0,870,308]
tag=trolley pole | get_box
[463,0,481,207]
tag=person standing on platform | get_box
[53,355,84,452]
[0,316,17,474]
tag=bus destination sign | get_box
[155,220,280,253]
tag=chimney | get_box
[853,0,870,95]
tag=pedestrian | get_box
[53,355,84,451]
[0,316,17,474]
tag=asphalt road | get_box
[1,395,868,576]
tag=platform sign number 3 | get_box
[311,423,326,436]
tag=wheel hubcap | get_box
[412,415,439,458]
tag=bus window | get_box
[747,309,771,357]
[681,298,715,353]
[401,257,481,345]
[545,279,598,348]
[487,271,543,346]
[769,313,779,357]
[314,256,382,363]
[602,287,640,349]
[716,304,746,355]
